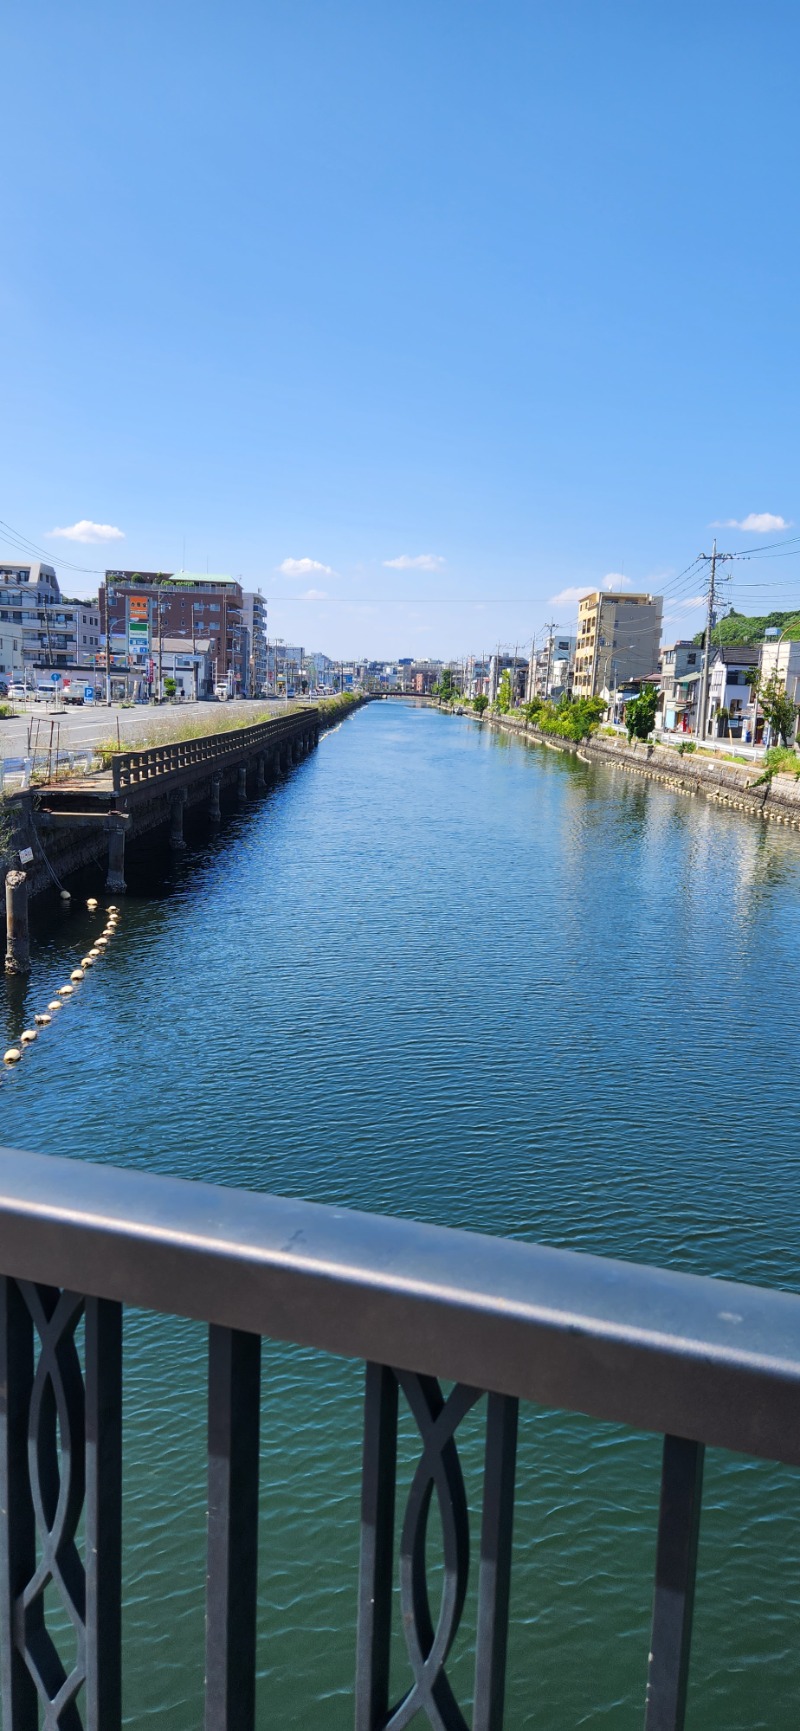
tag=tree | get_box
[624,686,659,742]
[494,669,513,713]
[434,667,460,703]
[163,676,178,700]
[750,669,798,747]
[473,693,489,714]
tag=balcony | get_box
[0,1147,798,1729]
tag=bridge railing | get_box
[0,1145,798,1730]
[111,708,318,793]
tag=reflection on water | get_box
[3,700,800,1728]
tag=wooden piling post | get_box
[256,756,266,792]
[209,775,222,822]
[238,764,248,803]
[4,871,30,976]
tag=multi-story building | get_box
[241,591,267,696]
[0,561,61,672]
[658,641,702,733]
[707,645,759,739]
[102,571,246,695]
[0,624,22,685]
[572,591,663,699]
[488,652,528,704]
[525,634,576,702]
[756,635,800,743]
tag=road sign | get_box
[50,671,61,684]
[84,686,94,702]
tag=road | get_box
[0,698,295,765]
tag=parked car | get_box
[63,688,84,705]
[7,683,29,702]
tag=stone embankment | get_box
[452,707,800,832]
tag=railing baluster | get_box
[356,1363,398,1731]
[473,1393,518,1731]
[85,1298,122,1731]
[0,1277,37,1731]
[644,1435,704,1731]
[205,1326,261,1731]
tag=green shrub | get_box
[676,739,696,755]
[762,745,800,779]
[472,694,489,715]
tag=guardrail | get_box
[111,708,318,794]
[0,1146,798,1730]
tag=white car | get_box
[6,684,29,702]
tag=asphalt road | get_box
[0,698,294,762]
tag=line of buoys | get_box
[3,899,122,1066]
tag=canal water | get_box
[3,699,800,1729]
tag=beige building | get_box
[572,590,663,698]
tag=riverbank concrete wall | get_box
[445,706,800,832]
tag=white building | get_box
[241,591,267,695]
[707,646,759,739]
[0,624,22,685]
[753,635,800,744]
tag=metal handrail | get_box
[0,1147,796,1459]
[0,1144,796,1731]
[111,708,318,793]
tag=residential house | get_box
[658,641,702,733]
[707,646,759,740]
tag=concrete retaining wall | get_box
[447,706,800,831]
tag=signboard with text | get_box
[129,596,149,621]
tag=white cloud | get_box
[302,588,328,600]
[712,512,792,533]
[383,553,445,570]
[48,519,124,543]
[277,557,333,577]
[550,585,593,604]
[601,572,631,589]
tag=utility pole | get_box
[543,618,558,698]
[157,597,163,703]
[696,541,733,740]
[104,581,112,706]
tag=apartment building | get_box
[572,591,663,699]
[102,571,246,694]
[0,624,22,683]
[241,590,267,696]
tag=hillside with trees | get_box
[693,608,800,648]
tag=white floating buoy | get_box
[4,1049,21,1065]
[89,947,100,958]
[58,984,74,997]
[71,969,85,983]
[60,891,71,903]
[81,956,94,968]
[20,1030,37,1045]
[47,1000,62,1012]
[87,898,98,911]
[107,904,118,914]
[34,1014,51,1027]
[95,938,108,949]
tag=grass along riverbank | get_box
[93,692,364,767]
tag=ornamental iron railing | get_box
[0,1146,798,1730]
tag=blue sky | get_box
[3,1,798,655]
